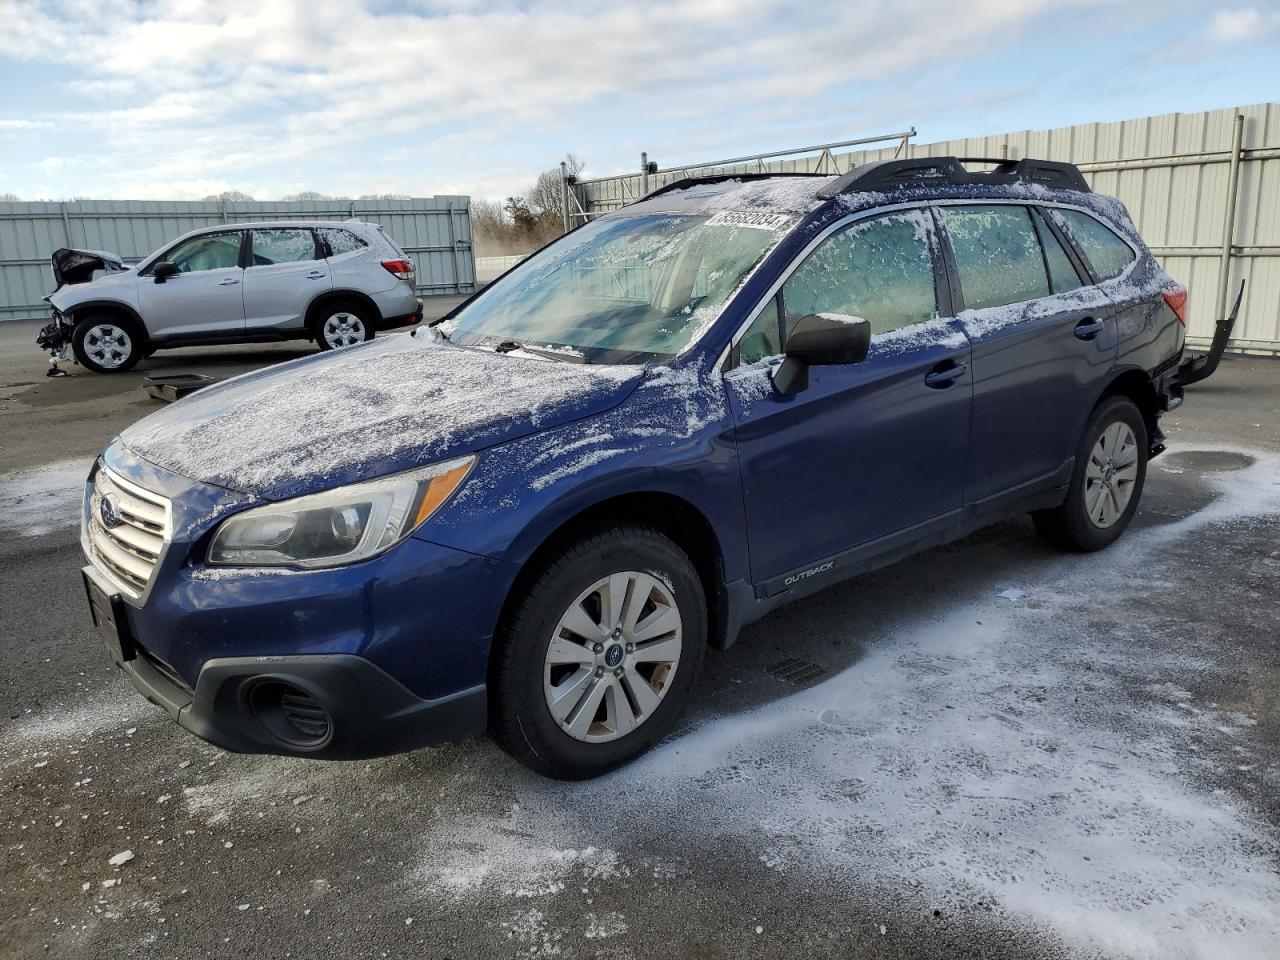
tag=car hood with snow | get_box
[119,334,644,501]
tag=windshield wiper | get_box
[493,340,588,363]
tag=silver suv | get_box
[46,220,422,373]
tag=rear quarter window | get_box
[321,228,368,257]
[1051,209,1136,281]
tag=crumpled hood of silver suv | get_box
[119,333,643,501]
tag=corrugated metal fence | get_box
[572,104,1280,355]
[0,196,475,323]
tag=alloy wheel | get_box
[543,571,683,743]
[84,324,133,369]
[1085,421,1138,528]
[323,311,366,348]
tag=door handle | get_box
[218,278,241,286]
[924,360,968,388]
[1074,317,1105,340]
[306,271,327,279]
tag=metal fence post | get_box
[60,201,72,246]
[1214,113,1245,326]
[444,199,464,295]
[560,161,571,234]
[641,152,650,197]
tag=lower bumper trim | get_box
[120,650,486,760]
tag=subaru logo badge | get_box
[604,643,624,668]
[99,494,123,529]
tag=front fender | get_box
[415,365,751,584]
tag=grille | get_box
[85,467,171,597]
[136,645,192,693]
[280,690,333,741]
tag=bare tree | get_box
[528,153,584,226]
[0,192,19,202]
[202,190,254,202]
[281,190,349,201]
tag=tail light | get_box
[1163,284,1188,327]
[381,258,415,282]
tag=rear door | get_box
[135,230,246,340]
[242,228,330,334]
[1046,208,1160,366]
[936,203,1117,504]
[726,207,973,590]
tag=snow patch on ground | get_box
[0,457,89,538]
[414,444,1280,959]
[3,689,142,748]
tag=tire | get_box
[1033,395,1148,552]
[491,525,707,780]
[313,301,375,351]
[71,315,144,374]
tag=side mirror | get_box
[153,261,179,283]
[772,313,871,395]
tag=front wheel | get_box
[314,302,374,351]
[1033,395,1148,551]
[491,526,707,779]
[71,316,143,373]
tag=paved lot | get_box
[1,318,1279,959]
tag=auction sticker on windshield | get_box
[705,210,794,230]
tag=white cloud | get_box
[0,0,1203,199]
[1208,7,1280,43]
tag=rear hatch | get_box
[51,247,127,290]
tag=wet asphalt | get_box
[1,318,1278,960]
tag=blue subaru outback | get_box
[81,157,1236,779]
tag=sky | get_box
[0,0,1278,203]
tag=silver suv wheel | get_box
[84,323,133,369]
[321,311,367,349]
[1085,421,1138,528]
[543,571,683,743]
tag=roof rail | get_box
[643,172,824,200]
[815,156,1091,199]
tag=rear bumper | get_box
[375,299,423,331]
[121,647,487,760]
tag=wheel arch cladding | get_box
[1100,368,1160,441]
[489,491,732,682]
[69,300,146,333]
[306,290,380,330]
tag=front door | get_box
[726,208,973,591]
[136,230,246,340]
[242,228,330,334]
[935,203,1118,504]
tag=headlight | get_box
[207,456,474,568]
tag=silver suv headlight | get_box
[207,456,474,568]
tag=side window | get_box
[738,294,782,366]
[942,205,1050,310]
[1051,209,1136,281]
[780,210,937,340]
[251,229,319,266]
[321,228,367,257]
[1033,209,1085,294]
[163,232,242,273]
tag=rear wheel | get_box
[491,525,707,779]
[1033,395,1148,551]
[71,315,143,373]
[314,301,374,351]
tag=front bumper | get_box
[82,443,519,758]
[120,638,486,759]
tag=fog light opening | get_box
[247,679,334,749]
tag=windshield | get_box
[442,211,795,363]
